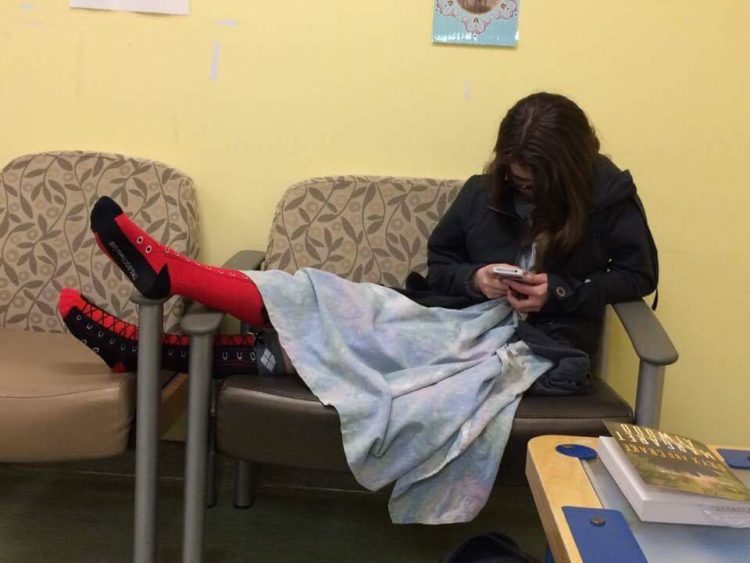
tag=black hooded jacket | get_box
[409,155,658,359]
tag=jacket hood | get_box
[592,155,637,212]
[593,155,659,302]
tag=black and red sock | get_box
[58,288,139,373]
[90,196,266,326]
[58,289,289,376]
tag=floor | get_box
[0,442,548,562]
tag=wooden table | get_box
[526,435,601,563]
[526,435,749,563]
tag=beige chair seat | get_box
[0,151,199,465]
[0,329,134,462]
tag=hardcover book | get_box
[598,422,750,527]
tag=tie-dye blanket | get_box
[245,268,553,524]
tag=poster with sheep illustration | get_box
[433,0,519,47]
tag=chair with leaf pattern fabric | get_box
[176,175,677,562]
[0,150,199,461]
[0,151,200,560]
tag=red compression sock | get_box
[90,196,266,326]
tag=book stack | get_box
[598,422,750,527]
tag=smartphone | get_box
[492,265,527,280]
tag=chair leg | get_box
[205,380,219,509]
[234,459,257,509]
[205,432,218,508]
[634,362,665,428]
[181,333,214,563]
[132,294,165,563]
[230,326,257,510]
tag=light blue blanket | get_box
[245,268,553,524]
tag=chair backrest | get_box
[0,151,199,333]
[264,176,463,288]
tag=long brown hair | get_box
[485,92,600,269]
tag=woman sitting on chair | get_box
[60,91,657,382]
[58,91,659,524]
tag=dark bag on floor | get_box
[441,532,542,563]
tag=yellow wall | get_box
[1,2,748,445]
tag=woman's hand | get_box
[472,264,513,299]
[506,273,549,313]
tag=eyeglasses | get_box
[504,171,534,192]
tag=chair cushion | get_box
[216,374,633,482]
[0,329,134,462]
[502,378,633,483]
[217,375,349,472]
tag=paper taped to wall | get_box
[70,0,189,16]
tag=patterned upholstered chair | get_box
[178,176,677,559]
[0,150,199,462]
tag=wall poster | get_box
[433,1,519,47]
